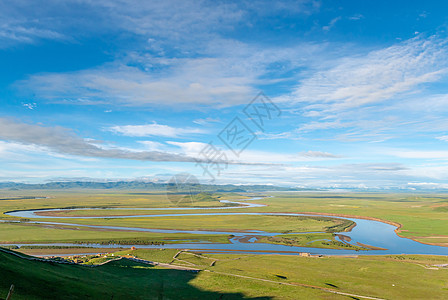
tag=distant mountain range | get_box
[2,181,448,193]
[0,181,318,192]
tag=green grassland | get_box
[119,248,181,263]
[0,190,235,213]
[2,247,448,299]
[2,190,448,248]
[0,190,245,245]
[35,214,352,233]
[257,233,367,250]
[124,249,448,299]
[0,222,230,244]
[250,193,448,245]
[195,252,448,299]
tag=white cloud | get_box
[18,57,258,107]
[387,149,448,160]
[298,120,346,132]
[349,14,364,21]
[167,141,341,163]
[138,141,166,151]
[322,17,341,31]
[0,0,318,55]
[269,35,448,142]
[0,23,67,47]
[298,150,341,158]
[16,34,325,107]
[0,0,242,48]
[109,122,206,138]
[166,141,207,156]
[193,117,221,125]
[210,162,412,187]
[0,118,201,163]
[22,102,37,110]
[290,35,448,113]
[436,135,448,142]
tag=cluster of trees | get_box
[325,220,354,233]
[73,239,166,245]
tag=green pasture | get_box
[0,223,229,244]
[37,214,351,234]
[2,190,448,248]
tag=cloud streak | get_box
[109,122,206,138]
[0,118,277,167]
[0,118,199,163]
[17,57,258,107]
[292,35,448,113]
[298,150,341,158]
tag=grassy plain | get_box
[123,248,448,299]
[35,214,351,233]
[1,190,448,247]
[257,232,367,250]
[253,193,448,245]
[0,190,241,244]
[0,190,353,248]
[0,222,232,244]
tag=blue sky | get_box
[2,0,448,189]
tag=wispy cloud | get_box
[322,17,341,31]
[0,0,318,49]
[0,118,199,163]
[0,25,66,46]
[291,35,448,113]
[387,149,448,160]
[17,57,257,107]
[109,122,206,138]
[436,135,448,142]
[193,117,221,126]
[269,35,448,142]
[0,118,276,167]
[348,14,364,21]
[213,162,412,187]
[298,150,341,158]
[166,141,340,163]
[22,102,37,110]
[4,1,326,108]
[138,141,166,151]
[0,0,242,48]
[17,40,324,107]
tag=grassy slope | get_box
[205,253,448,299]
[128,249,448,300]
[2,248,448,299]
[0,249,328,300]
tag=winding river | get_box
[4,197,448,255]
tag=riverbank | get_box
[2,193,448,255]
[290,211,448,248]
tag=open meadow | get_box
[1,190,448,247]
